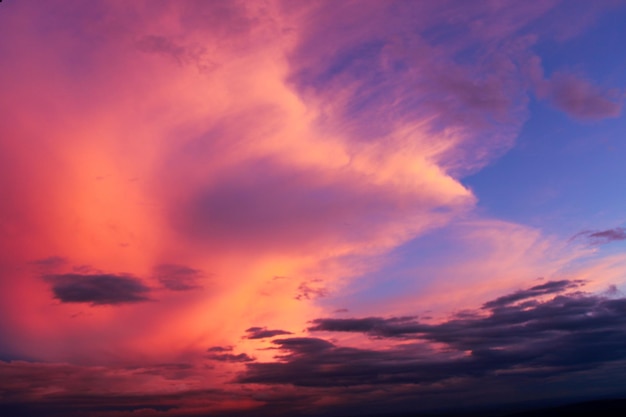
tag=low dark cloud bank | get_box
[240,280,626,387]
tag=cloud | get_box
[245,327,293,340]
[45,273,151,305]
[207,346,233,353]
[135,35,216,73]
[241,281,626,387]
[481,279,584,309]
[544,72,622,120]
[529,64,623,120]
[207,352,255,363]
[294,281,328,301]
[28,256,67,270]
[152,264,203,291]
[574,227,626,245]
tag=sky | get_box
[1,1,626,416]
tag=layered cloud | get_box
[243,281,626,388]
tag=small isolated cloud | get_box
[45,273,151,305]
[207,346,233,353]
[153,264,203,291]
[540,72,622,120]
[294,281,328,301]
[207,351,254,362]
[574,227,626,245]
[245,327,292,340]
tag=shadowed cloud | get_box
[482,279,584,309]
[45,273,151,305]
[245,327,293,340]
[240,281,626,387]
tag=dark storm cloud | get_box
[153,264,203,291]
[574,227,626,245]
[240,281,626,387]
[245,327,293,339]
[45,273,151,305]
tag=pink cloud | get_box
[0,1,625,415]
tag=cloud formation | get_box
[242,281,626,387]
[45,273,151,305]
[1,1,626,416]
[152,264,203,291]
[245,327,293,340]
[574,227,626,245]
[544,72,622,120]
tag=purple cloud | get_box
[45,273,151,305]
[245,327,293,340]
[544,72,622,120]
[574,227,626,245]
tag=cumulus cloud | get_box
[45,273,151,305]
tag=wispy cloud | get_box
[573,227,626,245]
[152,264,203,291]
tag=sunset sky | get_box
[2,1,626,416]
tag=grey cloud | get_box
[482,279,584,309]
[207,346,233,353]
[207,353,254,363]
[45,273,151,305]
[245,327,292,340]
